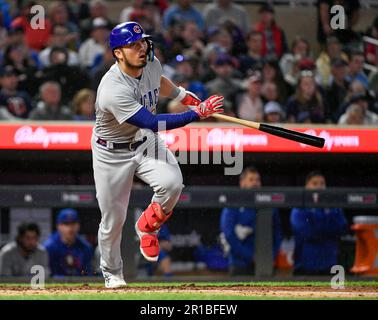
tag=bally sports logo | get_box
[347,193,377,205]
[207,128,267,149]
[255,193,286,204]
[14,126,79,148]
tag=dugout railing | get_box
[0,186,377,278]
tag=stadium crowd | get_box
[0,0,377,124]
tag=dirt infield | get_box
[1,284,378,299]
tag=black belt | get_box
[96,136,147,151]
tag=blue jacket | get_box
[43,232,94,276]
[290,207,348,272]
[220,208,282,268]
[163,5,204,30]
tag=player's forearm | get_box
[126,107,199,132]
[160,75,182,99]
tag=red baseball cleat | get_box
[135,203,173,262]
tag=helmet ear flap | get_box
[146,39,154,62]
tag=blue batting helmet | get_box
[109,21,151,51]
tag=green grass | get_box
[0,292,376,301]
[0,281,377,300]
[1,281,377,288]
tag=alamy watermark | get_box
[30,5,45,30]
[330,5,346,30]
[30,265,46,289]
[330,265,345,289]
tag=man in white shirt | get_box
[79,17,110,69]
[39,24,79,68]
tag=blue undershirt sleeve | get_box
[126,106,199,131]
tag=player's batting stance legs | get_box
[92,134,182,286]
[92,21,224,288]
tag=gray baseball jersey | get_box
[92,58,184,279]
[94,58,162,142]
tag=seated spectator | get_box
[203,0,250,32]
[290,171,348,275]
[0,222,49,276]
[338,97,378,125]
[39,24,80,68]
[237,71,263,122]
[338,103,365,125]
[79,17,110,69]
[63,0,91,25]
[207,26,234,56]
[3,43,41,96]
[44,208,93,276]
[128,0,163,37]
[346,50,369,89]
[220,19,247,57]
[0,65,33,119]
[280,36,311,87]
[29,81,73,120]
[261,81,279,104]
[338,80,374,117]
[163,0,204,31]
[41,47,91,104]
[206,54,241,115]
[199,45,220,83]
[238,31,263,77]
[220,166,282,276]
[263,101,284,123]
[286,70,326,123]
[72,89,95,121]
[5,25,40,66]
[194,243,228,272]
[326,58,350,122]
[253,4,288,60]
[80,0,114,42]
[120,0,144,22]
[48,1,80,50]
[10,1,52,51]
[179,20,205,59]
[262,58,290,104]
[315,36,349,88]
[365,17,378,66]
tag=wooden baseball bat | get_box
[211,113,325,148]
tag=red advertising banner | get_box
[0,122,377,153]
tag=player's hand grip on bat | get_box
[191,95,224,119]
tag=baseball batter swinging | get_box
[92,22,224,288]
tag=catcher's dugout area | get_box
[0,0,378,301]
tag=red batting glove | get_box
[191,95,224,119]
[181,91,201,106]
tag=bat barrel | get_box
[259,124,325,148]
